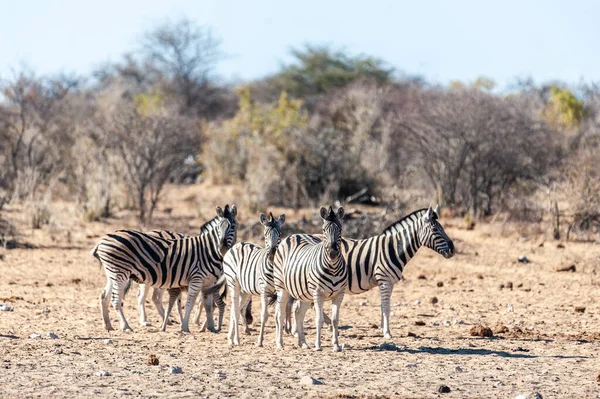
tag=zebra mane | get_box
[200,216,223,234]
[381,208,430,236]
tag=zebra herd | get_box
[92,203,455,351]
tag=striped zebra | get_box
[92,204,237,332]
[273,206,346,352]
[137,229,228,331]
[204,212,286,347]
[287,206,454,339]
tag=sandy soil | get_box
[1,184,600,399]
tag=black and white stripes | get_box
[273,206,346,351]
[92,204,237,332]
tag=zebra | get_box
[273,206,346,352]
[91,204,237,332]
[137,229,228,331]
[287,206,454,340]
[204,212,286,347]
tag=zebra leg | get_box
[201,289,216,333]
[240,293,252,335]
[323,309,332,331]
[378,280,393,339]
[137,284,151,326]
[160,288,181,332]
[275,290,289,351]
[331,291,345,352]
[295,301,310,349]
[176,293,184,325]
[257,291,270,347]
[313,292,325,351]
[194,295,204,328]
[151,288,166,322]
[215,292,226,332]
[111,280,133,332]
[99,280,113,331]
[228,286,241,345]
[245,297,254,326]
[285,296,295,334]
[290,300,299,337]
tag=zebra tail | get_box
[267,292,278,307]
[202,274,226,296]
[220,282,228,301]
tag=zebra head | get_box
[216,204,238,255]
[259,212,286,263]
[319,206,345,259]
[418,205,454,259]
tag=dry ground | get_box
[1,183,600,398]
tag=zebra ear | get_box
[319,206,328,220]
[216,206,224,218]
[259,213,268,226]
[219,219,230,237]
[230,204,237,217]
[434,204,440,218]
[278,214,286,226]
[424,206,434,221]
[336,206,345,220]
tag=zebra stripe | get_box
[343,205,454,338]
[273,206,346,352]
[92,204,237,332]
[137,229,228,332]
[213,212,285,347]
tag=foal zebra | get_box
[273,206,346,351]
[137,229,227,331]
[204,212,285,346]
[92,204,237,332]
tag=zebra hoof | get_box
[140,321,151,327]
[300,343,309,349]
[123,327,134,333]
[256,342,263,347]
[277,345,284,352]
[104,325,115,332]
[332,344,341,352]
[313,346,322,352]
[384,333,392,339]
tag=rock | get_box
[95,370,111,377]
[341,343,352,350]
[378,342,397,351]
[470,325,494,337]
[494,324,510,334]
[413,299,421,305]
[0,304,14,311]
[54,348,63,355]
[506,282,513,290]
[146,354,159,366]
[453,319,465,325]
[405,363,417,368]
[574,306,586,313]
[438,385,451,393]
[359,301,368,306]
[104,339,113,345]
[29,333,41,340]
[477,274,484,279]
[556,264,576,272]
[507,304,514,312]
[407,332,417,337]
[437,281,444,287]
[46,332,59,339]
[430,297,439,305]
[515,393,542,399]
[431,321,440,326]
[214,370,226,380]
[557,243,565,249]
[517,255,530,264]
[414,320,426,326]
[455,366,464,372]
[169,366,183,374]
[442,320,451,327]
[418,274,427,280]
[300,375,323,385]
[370,323,379,329]
[42,307,50,314]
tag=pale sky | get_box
[1,0,599,88]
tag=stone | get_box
[455,366,464,372]
[146,354,159,366]
[515,393,543,399]
[413,299,421,305]
[299,375,323,385]
[28,333,41,340]
[359,301,368,306]
[437,281,444,287]
[414,320,426,326]
[430,297,439,305]
[214,370,226,380]
[95,370,111,377]
[405,363,417,368]
[104,339,113,345]
[378,342,397,351]
[169,366,183,374]
[574,306,586,313]
[470,325,494,337]
[438,385,451,393]
[517,255,530,264]
[46,332,59,339]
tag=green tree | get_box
[266,46,393,100]
[544,86,584,130]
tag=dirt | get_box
[1,183,600,398]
